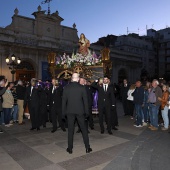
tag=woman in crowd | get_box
[127,84,136,119]
[158,84,169,130]
[2,83,14,127]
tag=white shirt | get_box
[30,86,33,96]
[52,86,55,93]
[103,84,108,91]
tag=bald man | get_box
[62,73,92,154]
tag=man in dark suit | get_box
[37,83,48,128]
[50,79,65,133]
[120,79,130,116]
[24,78,40,131]
[91,76,116,134]
[62,73,92,154]
[76,77,93,133]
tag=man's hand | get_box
[158,97,162,101]
[5,79,8,87]
[85,114,89,121]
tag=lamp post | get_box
[5,54,21,82]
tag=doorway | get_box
[16,61,35,82]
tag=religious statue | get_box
[78,33,90,56]
[101,47,110,61]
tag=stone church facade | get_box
[0,6,78,81]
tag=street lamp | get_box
[5,54,21,82]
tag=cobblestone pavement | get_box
[1,102,168,170]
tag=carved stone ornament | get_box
[101,47,110,61]
[37,5,42,12]
[73,23,76,29]
[14,8,19,15]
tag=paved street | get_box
[0,102,169,170]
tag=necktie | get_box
[104,85,107,92]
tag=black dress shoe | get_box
[61,128,66,132]
[76,129,81,133]
[51,129,57,133]
[66,148,73,154]
[112,127,118,130]
[108,131,113,135]
[101,130,104,134]
[86,148,92,153]
[37,127,40,131]
[30,128,35,130]
[57,126,61,130]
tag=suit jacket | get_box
[85,85,93,108]
[50,85,63,111]
[62,82,89,116]
[91,82,116,109]
[38,86,47,110]
[24,86,39,108]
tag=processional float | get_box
[47,34,113,81]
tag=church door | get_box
[16,61,35,82]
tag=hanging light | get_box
[17,57,21,64]
[11,54,16,61]
[5,57,10,63]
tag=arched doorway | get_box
[16,60,35,81]
[118,68,128,83]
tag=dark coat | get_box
[85,85,93,108]
[24,85,40,128]
[16,85,26,100]
[38,86,48,110]
[133,86,144,105]
[120,84,130,100]
[62,82,89,116]
[50,85,63,112]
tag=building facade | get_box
[147,28,170,80]
[0,6,78,81]
[91,33,157,83]
[91,44,142,84]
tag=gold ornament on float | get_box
[101,47,110,61]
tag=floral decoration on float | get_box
[55,50,102,69]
